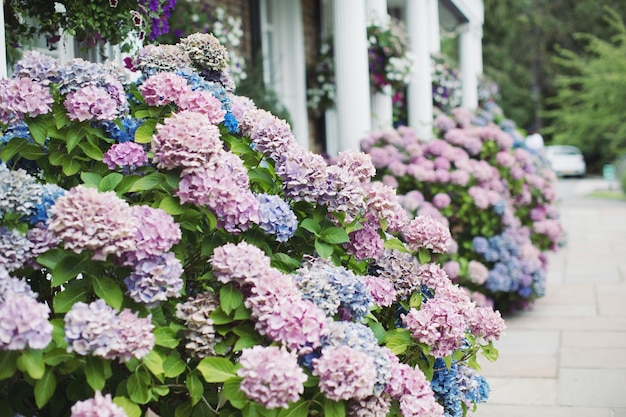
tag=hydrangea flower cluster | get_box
[70,391,127,417]
[361,107,562,311]
[238,346,308,409]
[64,300,154,363]
[0,34,506,417]
[430,359,490,417]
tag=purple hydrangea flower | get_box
[151,110,223,170]
[140,71,191,107]
[402,215,453,254]
[345,224,384,261]
[363,182,408,233]
[70,391,126,417]
[103,142,148,170]
[12,50,60,85]
[64,300,154,362]
[0,278,52,350]
[0,163,43,219]
[211,241,273,286]
[125,252,183,308]
[48,185,137,261]
[237,346,307,409]
[256,193,298,242]
[364,275,397,307]
[313,345,377,401]
[121,205,182,265]
[347,394,392,417]
[176,89,225,124]
[64,85,122,121]
[0,77,53,124]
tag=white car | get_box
[545,145,586,177]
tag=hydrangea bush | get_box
[361,106,563,311]
[0,34,504,417]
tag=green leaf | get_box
[300,218,321,234]
[270,253,301,271]
[85,356,109,391]
[0,137,28,161]
[163,354,186,378]
[18,143,47,160]
[368,321,387,344]
[248,167,276,188]
[385,329,412,355]
[322,398,345,417]
[159,195,186,215]
[113,397,142,417]
[154,327,179,349]
[383,237,409,253]
[135,119,157,144]
[0,351,19,380]
[221,377,247,409]
[175,401,193,417]
[78,140,104,160]
[34,368,56,408]
[36,248,66,270]
[61,155,82,176]
[196,357,237,383]
[92,276,123,309]
[314,240,333,259]
[233,335,259,352]
[127,371,151,404]
[129,172,166,192]
[319,227,349,244]
[481,342,499,362]
[51,254,89,286]
[277,401,309,417]
[66,127,84,153]
[27,116,49,145]
[418,248,431,264]
[17,350,45,379]
[81,172,103,188]
[186,374,204,406]
[99,172,124,192]
[53,278,90,313]
[142,350,165,376]
[220,284,243,315]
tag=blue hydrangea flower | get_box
[431,359,464,417]
[223,111,239,134]
[472,236,489,254]
[321,321,391,394]
[175,68,231,111]
[100,117,142,143]
[29,183,65,225]
[256,193,298,242]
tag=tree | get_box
[543,7,626,170]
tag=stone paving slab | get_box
[470,404,616,417]
[596,284,626,316]
[558,369,626,407]
[479,354,557,378]
[501,315,626,331]
[480,377,557,405]
[560,348,626,369]
[561,331,626,348]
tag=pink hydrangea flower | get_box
[257,297,326,351]
[121,205,182,265]
[103,142,148,170]
[70,391,126,417]
[245,270,302,319]
[176,89,226,124]
[468,306,506,342]
[0,293,52,350]
[364,276,397,307]
[65,85,121,121]
[432,192,451,209]
[238,346,307,409]
[364,182,408,232]
[48,185,137,261]
[151,110,223,170]
[468,260,489,285]
[345,224,384,261]
[402,215,452,254]
[313,345,377,401]
[210,241,273,286]
[442,261,460,280]
[334,149,376,182]
[140,71,191,106]
[0,77,53,124]
[418,263,451,290]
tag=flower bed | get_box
[361,107,563,312]
[0,35,504,417]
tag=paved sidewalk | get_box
[471,179,626,417]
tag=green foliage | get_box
[544,7,626,170]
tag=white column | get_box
[332,0,371,154]
[271,0,310,149]
[0,2,7,78]
[460,22,482,109]
[366,0,393,131]
[427,0,441,55]
[406,0,433,140]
